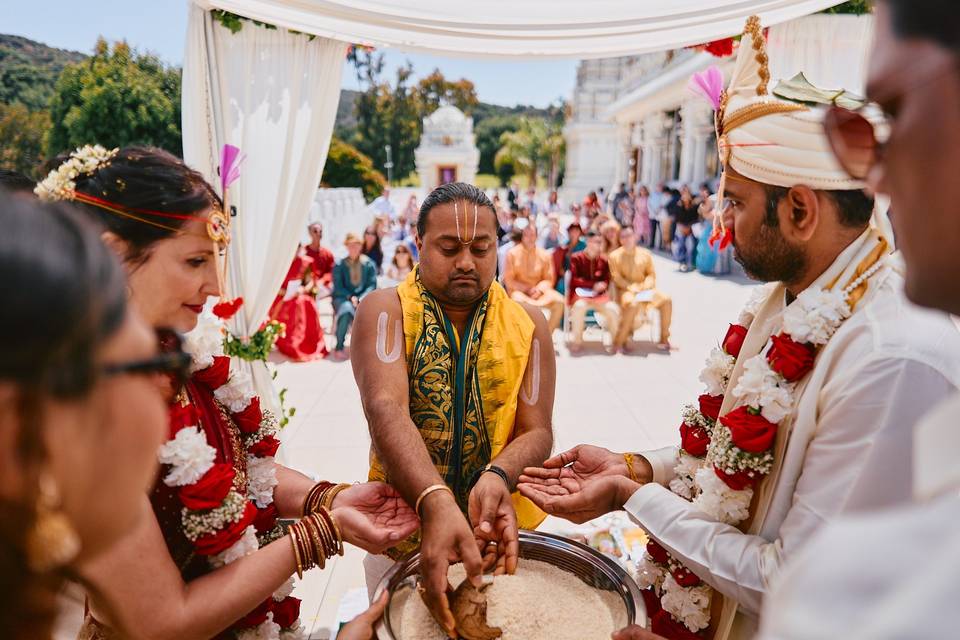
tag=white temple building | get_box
[561,14,874,201]
[414,105,480,191]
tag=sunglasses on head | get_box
[102,327,192,388]
[823,107,886,181]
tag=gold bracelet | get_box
[321,483,352,512]
[294,520,313,573]
[304,514,327,571]
[288,524,304,579]
[302,481,335,517]
[314,511,335,559]
[325,508,345,556]
[623,453,639,483]
[415,484,454,517]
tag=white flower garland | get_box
[158,427,218,486]
[34,144,118,202]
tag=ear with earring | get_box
[25,472,80,573]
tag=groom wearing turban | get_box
[519,15,960,640]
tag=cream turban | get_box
[717,16,865,191]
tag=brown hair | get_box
[0,190,128,639]
[46,146,221,264]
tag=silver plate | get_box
[372,529,646,639]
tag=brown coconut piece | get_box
[450,578,502,640]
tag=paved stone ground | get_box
[53,251,756,640]
[276,251,756,638]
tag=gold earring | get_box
[26,473,80,572]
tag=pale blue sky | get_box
[4,0,576,107]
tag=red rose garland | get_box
[159,313,305,639]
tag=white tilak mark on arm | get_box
[375,312,403,363]
[520,338,541,406]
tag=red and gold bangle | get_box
[321,483,351,512]
[317,507,344,557]
[303,481,335,517]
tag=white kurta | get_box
[756,392,960,640]
[625,232,960,639]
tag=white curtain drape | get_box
[195,0,847,59]
[767,14,875,94]
[182,3,344,407]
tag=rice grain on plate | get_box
[399,559,620,640]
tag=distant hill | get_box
[0,34,86,111]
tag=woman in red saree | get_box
[269,248,329,361]
[38,145,416,640]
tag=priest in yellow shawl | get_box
[351,182,556,636]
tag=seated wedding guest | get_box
[384,243,414,284]
[600,219,622,256]
[544,189,562,214]
[362,224,384,273]
[37,146,416,639]
[304,222,335,295]
[370,187,395,219]
[504,224,565,334]
[538,216,565,251]
[520,16,960,640]
[669,184,699,271]
[568,232,620,353]
[498,225,523,281]
[583,191,602,217]
[333,232,378,360]
[401,193,419,227]
[608,226,672,352]
[552,222,585,294]
[0,192,167,640]
[268,246,328,361]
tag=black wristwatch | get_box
[471,463,512,492]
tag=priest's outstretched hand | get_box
[330,481,420,554]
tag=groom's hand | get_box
[519,444,650,489]
[468,472,519,575]
[517,474,640,524]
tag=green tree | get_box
[416,69,478,115]
[0,102,50,176]
[493,117,566,189]
[320,137,386,200]
[348,50,420,182]
[46,38,182,157]
[475,114,522,175]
